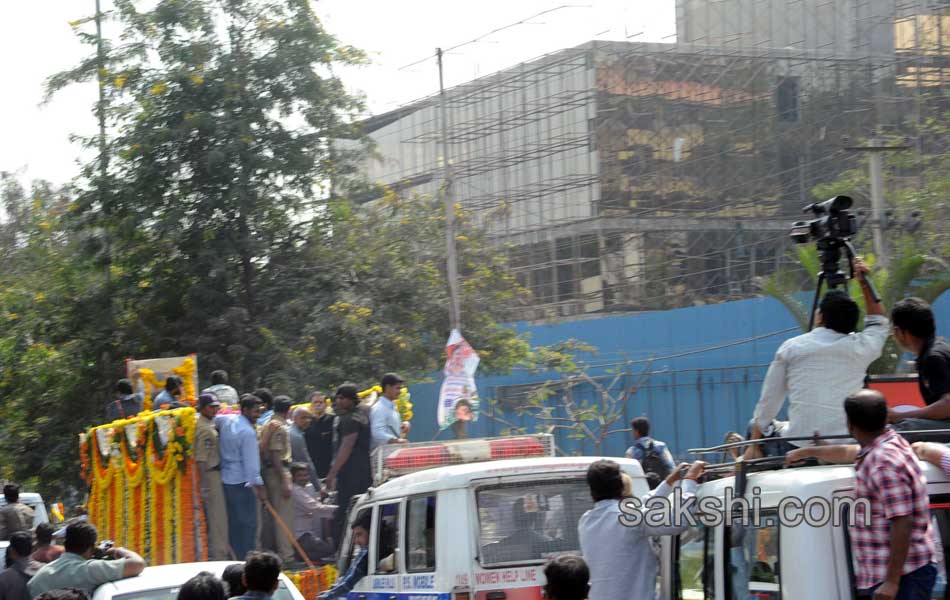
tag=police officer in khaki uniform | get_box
[195,392,230,560]
[0,483,34,541]
[260,395,295,563]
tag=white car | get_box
[90,561,306,600]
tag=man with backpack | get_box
[624,417,675,489]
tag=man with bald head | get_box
[290,406,319,487]
[787,390,936,600]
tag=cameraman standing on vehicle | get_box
[27,522,145,598]
[746,258,888,458]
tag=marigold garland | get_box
[81,407,200,566]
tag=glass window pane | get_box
[726,515,780,600]
[677,525,712,599]
[375,503,399,574]
[477,479,591,566]
[407,496,436,572]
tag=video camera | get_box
[789,195,857,245]
[92,540,115,560]
[787,195,880,330]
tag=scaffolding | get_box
[359,0,950,321]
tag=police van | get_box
[336,434,652,600]
[659,441,950,600]
[337,433,950,600]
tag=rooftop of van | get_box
[369,455,647,498]
[697,460,950,508]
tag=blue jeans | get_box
[223,483,258,560]
[865,563,937,600]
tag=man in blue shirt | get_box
[624,417,675,486]
[217,394,266,560]
[370,373,409,450]
[318,512,370,600]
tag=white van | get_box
[336,434,651,600]
[660,460,950,600]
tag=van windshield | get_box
[476,478,592,567]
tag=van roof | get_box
[366,456,647,499]
[696,461,950,507]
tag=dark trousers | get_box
[862,564,938,600]
[223,483,258,561]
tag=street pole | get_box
[95,0,114,395]
[867,139,887,268]
[436,48,466,440]
[437,48,462,332]
[845,138,910,269]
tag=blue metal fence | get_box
[405,293,950,458]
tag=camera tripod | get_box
[806,238,882,331]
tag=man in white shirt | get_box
[370,373,410,450]
[746,259,887,458]
[579,459,705,600]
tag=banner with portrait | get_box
[437,329,480,429]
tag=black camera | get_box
[92,540,115,560]
[786,194,881,330]
[789,195,857,244]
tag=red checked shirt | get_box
[852,427,935,590]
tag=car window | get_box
[476,478,591,566]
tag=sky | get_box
[0,1,676,185]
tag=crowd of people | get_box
[9,257,950,600]
[0,369,413,600]
[180,369,412,564]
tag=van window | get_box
[725,514,780,600]
[338,507,372,576]
[476,479,591,566]
[406,495,436,572]
[375,502,400,574]
[676,525,713,599]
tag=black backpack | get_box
[638,440,672,489]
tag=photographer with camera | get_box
[27,522,144,598]
[746,257,888,458]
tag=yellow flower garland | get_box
[81,407,198,565]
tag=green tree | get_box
[0,1,532,499]
[0,176,103,496]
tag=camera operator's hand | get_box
[854,257,871,281]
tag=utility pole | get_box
[95,0,114,393]
[845,138,910,268]
[436,48,466,440]
[437,48,462,333]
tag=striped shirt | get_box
[852,427,935,590]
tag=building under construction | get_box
[359,0,950,320]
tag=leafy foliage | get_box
[0,1,529,499]
[487,341,647,455]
